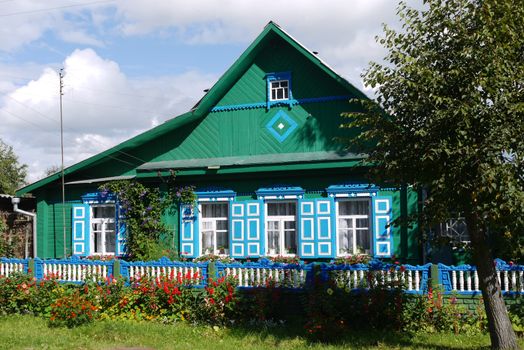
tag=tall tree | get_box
[0,139,27,195]
[343,0,523,348]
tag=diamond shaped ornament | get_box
[265,110,298,142]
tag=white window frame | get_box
[269,79,290,101]
[90,204,116,256]
[199,202,229,256]
[336,199,372,256]
[265,201,297,256]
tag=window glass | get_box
[267,202,296,216]
[338,200,369,216]
[267,202,296,255]
[200,203,229,255]
[337,199,371,255]
[91,205,116,255]
[202,203,228,218]
[270,80,290,101]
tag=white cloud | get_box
[0,49,216,183]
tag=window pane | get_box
[216,232,228,249]
[280,81,288,88]
[93,206,115,219]
[268,230,280,254]
[202,203,228,218]
[95,232,103,253]
[356,218,369,228]
[339,200,369,216]
[356,229,371,254]
[202,231,214,253]
[105,231,116,253]
[338,218,351,229]
[338,229,353,254]
[271,90,276,100]
[284,221,295,230]
[284,230,296,253]
[268,202,296,216]
[216,220,228,231]
[277,89,283,99]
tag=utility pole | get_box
[59,69,67,258]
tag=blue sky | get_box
[0,0,405,183]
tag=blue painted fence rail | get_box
[215,258,313,289]
[321,261,431,294]
[439,259,524,294]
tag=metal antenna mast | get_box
[59,68,67,257]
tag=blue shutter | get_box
[115,204,126,256]
[372,196,393,258]
[230,202,246,258]
[72,204,90,256]
[298,200,316,258]
[245,200,264,258]
[315,198,336,258]
[230,200,264,258]
[180,204,199,258]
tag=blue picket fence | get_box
[439,259,524,295]
[35,256,114,284]
[321,261,431,294]
[215,258,313,289]
[121,257,208,287]
[0,257,28,277]
[1,256,522,295]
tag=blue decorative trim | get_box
[210,95,351,113]
[195,187,236,201]
[81,191,115,204]
[256,185,305,199]
[327,183,379,197]
[265,110,298,143]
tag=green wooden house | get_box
[15,22,421,264]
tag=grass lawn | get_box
[0,315,521,350]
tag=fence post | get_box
[112,259,121,279]
[33,257,44,280]
[27,258,34,277]
[431,263,439,290]
[207,261,216,282]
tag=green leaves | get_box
[0,139,27,195]
[342,0,524,241]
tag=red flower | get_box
[209,298,215,305]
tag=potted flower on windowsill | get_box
[217,246,229,255]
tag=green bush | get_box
[49,289,97,328]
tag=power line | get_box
[0,0,116,17]
[3,92,146,166]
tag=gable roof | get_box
[16,21,368,196]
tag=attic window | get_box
[270,80,289,101]
[266,72,292,106]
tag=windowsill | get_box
[266,253,297,257]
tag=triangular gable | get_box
[191,21,367,116]
[16,21,368,196]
